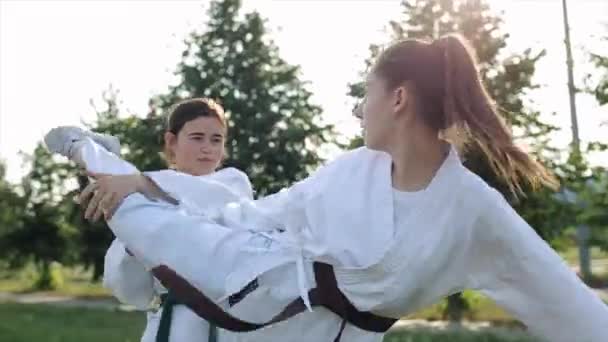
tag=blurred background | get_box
[0,0,606,341]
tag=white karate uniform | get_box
[75,137,253,342]
[102,144,608,342]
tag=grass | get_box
[0,303,143,342]
[3,266,518,323]
[0,245,604,331]
[0,270,518,324]
[0,303,537,342]
[384,329,538,342]
[0,264,109,298]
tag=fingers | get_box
[101,191,123,222]
[105,188,127,221]
[104,197,121,221]
[79,174,132,222]
[84,188,104,221]
[78,182,98,208]
[85,188,119,223]
[92,192,115,222]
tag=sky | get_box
[1,0,606,183]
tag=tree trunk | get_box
[444,292,468,323]
[35,261,52,290]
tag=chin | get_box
[363,137,382,152]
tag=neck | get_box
[176,167,213,177]
[388,126,448,192]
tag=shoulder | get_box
[448,166,516,243]
[213,167,254,199]
[216,167,249,181]
[309,147,391,181]
[457,166,506,210]
[318,147,390,169]
[457,168,533,249]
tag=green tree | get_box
[589,29,608,106]
[65,173,111,282]
[0,161,25,268]
[584,29,608,250]
[557,26,608,279]
[152,0,337,196]
[347,0,568,322]
[91,87,167,173]
[71,0,338,277]
[75,88,160,281]
[2,145,79,289]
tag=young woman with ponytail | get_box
[68,34,607,342]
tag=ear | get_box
[393,85,409,115]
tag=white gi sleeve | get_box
[467,189,608,342]
[102,238,155,310]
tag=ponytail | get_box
[373,34,559,196]
[437,34,558,195]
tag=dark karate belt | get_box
[151,262,397,342]
[155,291,218,342]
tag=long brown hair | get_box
[372,34,558,195]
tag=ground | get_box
[0,303,540,342]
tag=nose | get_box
[353,102,363,120]
[200,143,211,154]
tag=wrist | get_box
[134,173,149,194]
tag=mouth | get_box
[198,158,213,163]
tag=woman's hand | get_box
[79,172,144,222]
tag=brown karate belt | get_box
[151,262,397,341]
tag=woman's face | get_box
[355,73,399,151]
[166,116,225,176]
